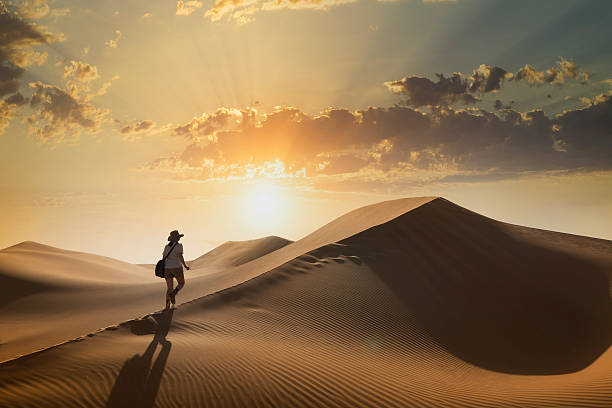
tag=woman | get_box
[163,230,190,309]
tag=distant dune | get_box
[2,197,612,407]
[190,235,292,269]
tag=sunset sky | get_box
[1,0,611,263]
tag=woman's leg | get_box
[164,275,174,309]
[171,275,185,304]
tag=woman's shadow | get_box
[106,310,173,408]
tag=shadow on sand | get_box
[340,198,612,375]
[106,310,173,408]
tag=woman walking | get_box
[163,230,190,310]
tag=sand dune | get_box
[2,197,612,407]
[190,236,292,270]
[0,197,435,362]
[0,236,293,362]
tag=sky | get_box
[1,0,611,263]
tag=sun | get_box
[240,181,289,232]
[253,189,278,215]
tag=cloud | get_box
[13,0,50,19]
[385,73,478,107]
[469,64,511,93]
[317,155,369,175]
[120,120,156,135]
[513,58,589,86]
[515,64,563,85]
[579,72,590,84]
[105,30,122,49]
[0,10,63,131]
[96,75,120,96]
[50,7,69,17]
[7,47,48,67]
[385,59,589,107]
[197,0,453,22]
[11,0,70,19]
[5,92,27,106]
[176,0,452,21]
[141,12,153,19]
[0,11,61,91]
[493,99,514,110]
[176,1,203,16]
[63,60,100,82]
[148,91,612,187]
[573,80,612,108]
[202,0,356,24]
[558,58,579,79]
[0,97,24,135]
[172,107,247,141]
[26,81,108,143]
[60,61,118,103]
[384,64,511,107]
[0,62,23,98]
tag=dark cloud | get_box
[0,62,24,97]
[120,119,156,134]
[4,92,27,105]
[384,73,478,107]
[493,100,513,110]
[0,11,55,50]
[0,11,59,77]
[385,58,589,108]
[469,65,509,93]
[0,10,112,143]
[0,10,62,133]
[150,90,612,184]
[553,92,612,170]
[384,64,510,107]
[0,91,27,134]
[27,82,107,142]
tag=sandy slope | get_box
[0,236,290,362]
[190,236,292,270]
[2,197,612,407]
[0,197,434,362]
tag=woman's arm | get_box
[179,253,190,270]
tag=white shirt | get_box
[163,242,183,269]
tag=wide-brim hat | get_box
[168,230,184,241]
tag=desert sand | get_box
[2,196,612,407]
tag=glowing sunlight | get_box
[239,181,290,234]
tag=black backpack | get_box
[155,242,177,278]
